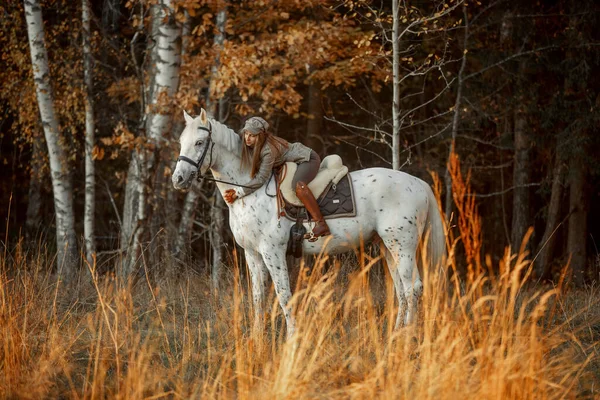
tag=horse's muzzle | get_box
[172,171,194,191]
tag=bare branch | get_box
[401,122,452,155]
[324,115,389,135]
[458,134,513,150]
[468,182,541,198]
[332,136,391,166]
[463,45,560,81]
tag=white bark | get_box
[175,183,201,257]
[391,0,400,170]
[82,0,96,267]
[176,7,227,288]
[146,0,182,144]
[24,0,78,276]
[124,0,182,274]
[210,190,225,291]
[173,9,195,258]
[207,8,227,291]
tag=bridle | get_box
[177,123,214,181]
[176,121,257,189]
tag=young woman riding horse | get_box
[223,116,330,240]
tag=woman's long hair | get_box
[241,131,289,178]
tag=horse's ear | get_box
[199,108,208,124]
[183,110,194,125]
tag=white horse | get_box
[172,109,446,337]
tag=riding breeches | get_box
[292,150,320,187]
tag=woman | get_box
[224,116,330,240]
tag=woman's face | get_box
[244,131,257,148]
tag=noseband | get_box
[177,123,214,181]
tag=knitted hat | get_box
[241,117,269,136]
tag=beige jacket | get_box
[239,141,312,197]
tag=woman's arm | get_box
[237,149,275,197]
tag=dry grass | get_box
[0,240,599,399]
[2,159,599,399]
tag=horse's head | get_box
[172,109,213,190]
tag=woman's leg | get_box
[293,151,330,240]
[292,151,320,187]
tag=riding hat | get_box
[242,117,269,136]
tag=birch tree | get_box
[175,6,228,289]
[24,0,78,276]
[122,0,182,275]
[173,8,197,259]
[336,1,462,172]
[207,8,228,291]
[82,0,96,266]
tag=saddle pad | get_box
[282,174,356,221]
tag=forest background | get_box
[1,0,599,284]
[2,0,600,398]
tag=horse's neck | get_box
[209,119,242,154]
[211,147,247,186]
[208,119,250,194]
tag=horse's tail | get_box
[425,186,447,276]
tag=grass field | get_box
[2,167,599,399]
[1,237,599,399]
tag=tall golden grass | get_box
[1,160,599,399]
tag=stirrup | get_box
[304,231,318,243]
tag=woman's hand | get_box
[224,189,238,204]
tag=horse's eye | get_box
[195,140,203,147]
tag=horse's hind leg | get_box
[261,248,296,338]
[381,233,423,328]
[381,245,408,329]
[246,250,269,333]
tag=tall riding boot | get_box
[295,181,331,241]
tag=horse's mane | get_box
[208,118,242,156]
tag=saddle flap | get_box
[279,155,348,207]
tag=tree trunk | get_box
[391,0,400,170]
[121,154,139,258]
[206,8,227,291]
[25,129,45,241]
[101,0,120,33]
[535,144,565,280]
[24,0,78,277]
[122,0,182,276]
[444,3,468,221]
[210,190,225,290]
[511,105,531,253]
[306,71,324,154]
[82,0,96,267]
[175,183,201,257]
[567,155,587,286]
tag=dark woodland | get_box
[3,0,598,284]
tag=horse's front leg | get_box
[260,247,296,339]
[245,250,269,334]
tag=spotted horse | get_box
[172,109,446,338]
